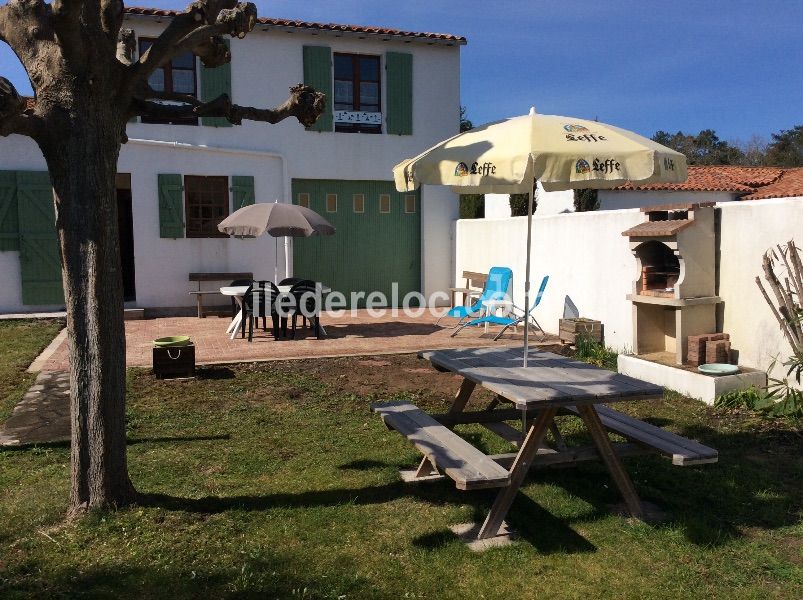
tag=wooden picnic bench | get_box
[189,272,252,318]
[372,346,718,546]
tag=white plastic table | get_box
[221,284,331,340]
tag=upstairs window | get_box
[139,38,198,125]
[334,53,381,134]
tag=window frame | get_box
[184,175,230,238]
[138,37,199,125]
[404,195,417,214]
[379,194,391,214]
[326,194,338,213]
[333,52,382,134]
[353,193,365,214]
[297,193,310,209]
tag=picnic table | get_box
[372,346,717,545]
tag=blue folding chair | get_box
[438,267,513,327]
[452,275,549,340]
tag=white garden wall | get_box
[455,198,803,378]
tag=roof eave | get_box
[123,13,467,47]
[263,24,466,47]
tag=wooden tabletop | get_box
[419,346,663,409]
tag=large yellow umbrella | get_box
[394,108,687,365]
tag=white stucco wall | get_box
[457,209,642,349]
[598,189,734,211]
[455,197,803,377]
[718,197,803,377]
[0,16,462,311]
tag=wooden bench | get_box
[189,272,252,318]
[562,404,718,466]
[372,401,510,490]
[449,270,488,306]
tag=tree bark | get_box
[38,99,134,513]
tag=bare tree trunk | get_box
[39,102,134,513]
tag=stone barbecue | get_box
[622,203,722,365]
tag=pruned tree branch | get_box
[0,76,38,138]
[116,28,136,65]
[133,0,256,81]
[228,84,326,127]
[100,0,125,40]
[131,84,325,128]
[50,0,88,65]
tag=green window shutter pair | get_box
[303,46,334,132]
[158,174,185,238]
[200,39,233,127]
[0,171,19,251]
[159,174,255,237]
[386,52,413,135]
[302,47,412,135]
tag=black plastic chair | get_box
[278,277,303,287]
[286,279,321,339]
[279,277,306,328]
[242,281,281,342]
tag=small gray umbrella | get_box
[218,201,335,280]
[218,202,336,238]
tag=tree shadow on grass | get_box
[0,556,383,600]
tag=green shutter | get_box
[17,171,64,305]
[386,52,413,135]
[0,171,18,251]
[158,174,185,238]
[231,175,255,211]
[303,46,333,132]
[201,39,232,127]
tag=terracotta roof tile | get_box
[616,166,760,193]
[741,168,803,200]
[615,165,803,200]
[124,6,467,44]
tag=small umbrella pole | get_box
[285,236,291,279]
[522,183,535,367]
[274,237,279,283]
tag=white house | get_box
[0,7,466,313]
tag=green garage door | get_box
[292,179,420,307]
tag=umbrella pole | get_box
[285,236,291,279]
[522,182,535,367]
[274,237,279,283]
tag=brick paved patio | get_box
[42,310,557,371]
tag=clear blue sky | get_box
[1,0,800,142]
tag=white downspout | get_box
[127,138,292,279]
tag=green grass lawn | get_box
[0,319,64,424]
[0,347,801,599]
